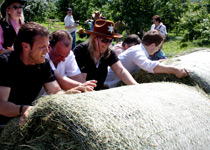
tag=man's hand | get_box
[175,68,189,78]
[19,106,33,126]
[82,80,97,89]
[66,85,94,94]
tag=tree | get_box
[24,0,55,22]
[178,0,210,42]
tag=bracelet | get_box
[19,104,24,116]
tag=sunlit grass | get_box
[163,32,210,58]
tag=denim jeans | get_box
[70,31,76,50]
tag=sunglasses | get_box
[12,5,23,10]
[100,37,114,44]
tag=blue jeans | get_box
[70,31,76,50]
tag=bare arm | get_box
[43,80,64,94]
[0,86,32,118]
[154,64,189,78]
[54,71,97,91]
[111,61,138,85]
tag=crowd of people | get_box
[0,0,189,132]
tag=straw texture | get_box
[1,83,210,150]
[132,49,210,95]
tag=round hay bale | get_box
[132,49,210,95]
[0,83,210,150]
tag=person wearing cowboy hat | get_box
[90,11,102,31]
[0,0,26,54]
[73,19,138,90]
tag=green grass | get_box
[40,21,210,56]
[163,32,210,58]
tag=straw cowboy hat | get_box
[92,11,102,19]
[1,0,26,18]
[86,19,122,39]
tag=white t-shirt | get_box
[37,51,81,98]
[104,44,160,88]
[151,23,167,36]
[64,15,78,33]
[46,51,81,77]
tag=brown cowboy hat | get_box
[1,0,26,18]
[92,11,102,19]
[86,20,122,39]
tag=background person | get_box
[90,11,102,31]
[64,8,79,50]
[114,19,125,42]
[150,15,167,61]
[0,0,26,54]
[0,22,90,128]
[73,19,138,90]
[104,30,188,88]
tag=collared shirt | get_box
[46,51,81,77]
[104,44,160,88]
[151,23,167,36]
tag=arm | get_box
[54,71,96,90]
[43,80,64,94]
[65,24,79,30]
[111,61,138,85]
[0,86,32,118]
[64,18,78,30]
[154,64,189,78]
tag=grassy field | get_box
[41,21,210,58]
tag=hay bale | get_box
[1,83,210,150]
[132,49,210,94]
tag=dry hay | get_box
[132,49,210,95]
[0,83,210,150]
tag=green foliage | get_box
[178,0,210,42]
[24,0,55,22]
[153,0,189,32]
[55,0,107,28]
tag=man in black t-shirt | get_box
[0,22,88,127]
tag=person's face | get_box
[27,35,49,64]
[67,10,72,16]
[94,36,113,54]
[150,42,162,55]
[123,42,136,50]
[7,3,23,19]
[153,18,157,24]
[49,40,71,65]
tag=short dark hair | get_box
[142,30,163,46]
[14,22,49,54]
[49,29,72,48]
[122,34,141,47]
[153,15,161,23]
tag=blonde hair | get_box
[87,35,111,60]
[5,4,25,25]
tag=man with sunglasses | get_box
[0,0,26,54]
[104,30,189,88]
[73,19,138,90]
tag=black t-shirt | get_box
[73,42,119,90]
[0,51,56,125]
